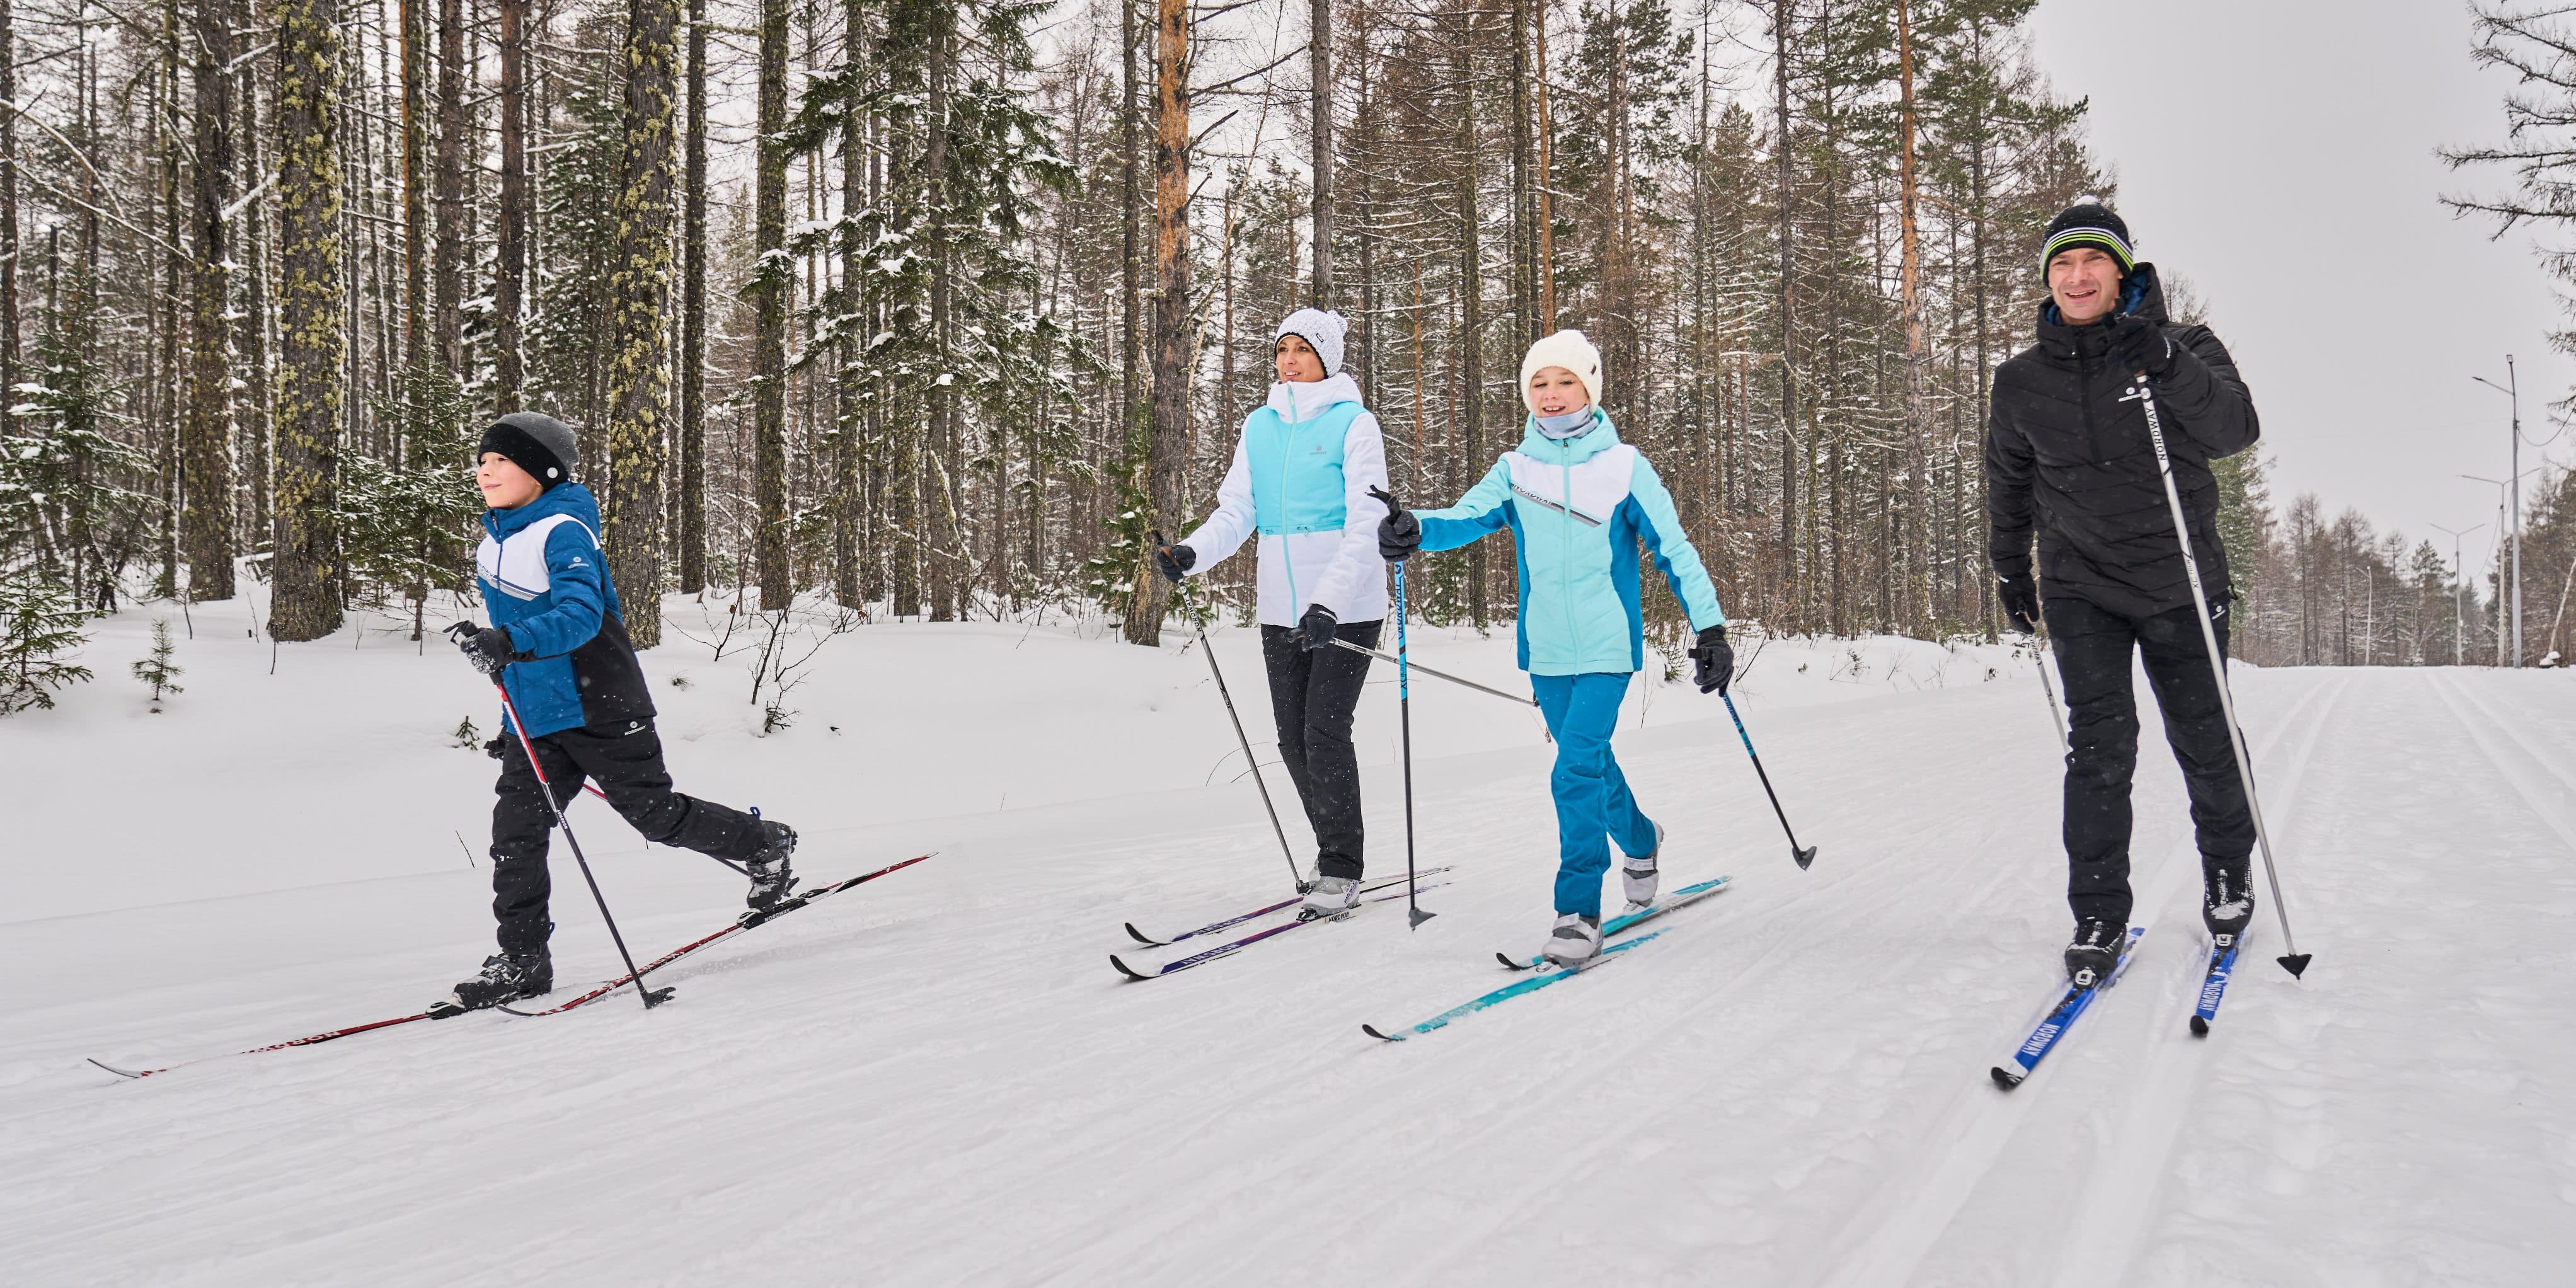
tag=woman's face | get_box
[1527,367,1588,417]
[1275,334,1326,384]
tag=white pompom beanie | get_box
[1519,329,1604,415]
[1275,308,1348,378]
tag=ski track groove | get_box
[2432,673,2576,856]
[1808,669,2346,1288]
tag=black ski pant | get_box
[490,718,768,956]
[2045,596,2256,927]
[1258,619,1383,882]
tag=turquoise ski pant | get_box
[1531,671,1660,917]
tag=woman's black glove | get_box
[1690,624,1734,696]
[1153,542,1195,584]
[1296,604,1339,652]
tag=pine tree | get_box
[131,618,185,709]
[0,568,91,715]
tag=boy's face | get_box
[476,452,545,510]
[2047,246,2124,326]
[1275,334,1326,384]
[1527,367,1588,417]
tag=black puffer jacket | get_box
[1985,263,2259,621]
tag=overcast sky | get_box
[2025,0,2562,580]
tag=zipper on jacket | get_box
[1558,445,1582,659]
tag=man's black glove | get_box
[1296,604,1339,652]
[1153,542,1195,584]
[1372,485,1421,563]
[1689,624,1734,696]
[1996,570,2040,635]
[2105,314,2176,381]
[446,621,522,679]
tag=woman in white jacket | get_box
[1154,309,1389,916]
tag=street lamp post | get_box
[2430,522,2485,666]
[2464,471,2539,667]
[2473,359,2526,666]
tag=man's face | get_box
[1275,334,1326,384]
[1527,367,1589,417]
[2047,246,2124,326]
[476,452,544,510]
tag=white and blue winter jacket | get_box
[1413,411,1725,675]
[1179,374,1391,626]
[474,483,655,737]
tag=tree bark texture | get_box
[1124,0,1188,645]
[494,0,525,410]
[270,0,343,641]
[183,0,237,599]
[677,0,708,594]
[753,0,791,609]
[601,0,681,648]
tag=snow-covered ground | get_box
[4,596,2570,1285]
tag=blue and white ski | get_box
[1989,924,2146,1090]
[2188,932,2240,1035]
[1364,933,1662,1042]
[1493,875,1733,970]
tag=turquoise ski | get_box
[1493,875,1732,970]
[1364,933,1662,1042]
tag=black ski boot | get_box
[2063,919,2124,986]
[742,820,799,917]
[432,949,553,1018]
[2202,856,2255,938]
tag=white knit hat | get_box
[1519,330,1603,415]
[1275,308,1348,377]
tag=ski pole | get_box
[2027,630,2069,755]
[1394,558,1432,929]
[1720,693,1817,870]
[2129,376,2307,979]
[1154,531,1306,894]
[490,679,670,1010]
[1328,638,1538,708]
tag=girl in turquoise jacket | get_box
[1378,330,1737,967]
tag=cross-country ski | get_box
[1121,866,1452,948]
[1990,924,2148,1090]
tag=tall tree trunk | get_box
[830,0,863,609]
[0,0,16,454]
[1309,0,1330,306]
[1895,0,1928,633]
[271,0,344,641]
[185,0,238,600]
[1124,0,1188,645]
[398,0,425,367]
[1532,1,1556,331]
[1773,1,1797,627]
[752,0,790,609]
[493,0,524,409]
[238,45,272,546]
[1455,5,1484,625]
[1119,0,1141,485]
[600,0,681,648]
[677,0,708,593]
[432,0,464,369]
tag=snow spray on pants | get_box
[1531,671,1660,918]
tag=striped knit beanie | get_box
[2040,199,2136,275]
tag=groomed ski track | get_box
[5,614,2573,1286]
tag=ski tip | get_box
[425,1001,468,1021]
[1110,954,1152,982]
[1989,1065,2025,1091]
[1123,922,1167,948]
[86,1057,147,1079]
[2277,953,2312,979]
[1495,951,1530,970]
[2189,1015,2211,1037]
[1362,1023,1404,1042]
[1794,845,1818,870]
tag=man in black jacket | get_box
[1986,201,2261,983]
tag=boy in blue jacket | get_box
[442,411,796,1011]
[1378,332,1735,967]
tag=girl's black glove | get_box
[1690,624,1734,696]
[1372,486,1420,563]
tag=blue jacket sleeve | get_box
[1628,456,1726,630]
[1414,459,1514,553]
[502,523,608,658]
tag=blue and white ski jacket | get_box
[1413,411,1725,676]
[1179,373,1391,626]
[474,483,655,737]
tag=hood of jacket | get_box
[2033,262,2170,363]
[1265,372,1366,423]
[1515,407,1622,463]
[483,480,602,543]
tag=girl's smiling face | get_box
[1527,366,1588,418]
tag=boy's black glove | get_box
[1690,624,1734,696]
[2106,314,2175,381]
[483,735,511,761]
[1371,486,1420,563]
[1295,604,1338,652]
[1154,543,1195,584]
[1996,570,2040,635]
[446,622,522,679]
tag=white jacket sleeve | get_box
[1177,433,1256,573]
[1308,411,1391,618]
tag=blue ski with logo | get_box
[1989,924,2146,1090]
[2189,932,2240,1035]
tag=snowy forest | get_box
[0,0,2551,718]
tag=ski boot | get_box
[1541,913,1604,970]
[433,949,553,1018]
[2064,918,2124,986]
[1619,823,1667,914]
[742,819,799,917]
[1300,874,1361,920]
[2202,856,2255,938]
